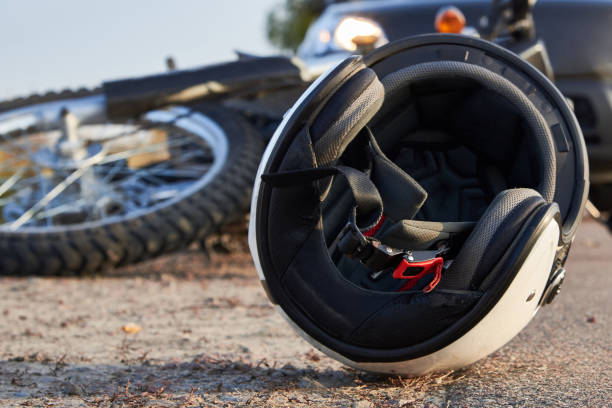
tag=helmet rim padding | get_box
[438,188,545,290]
[311,67,384,167]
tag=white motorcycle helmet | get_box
[249,34,588,375]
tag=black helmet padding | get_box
[438,188,545,290]
[280,217,482,348]
[378,61,556,203]
[369,130,428,221]
[380,220,476,250]
[286,189,544,349]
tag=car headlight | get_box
[333,16,388,52]
[298,14,388,59]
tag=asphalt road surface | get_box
[0,217,609,407]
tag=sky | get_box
[0,0,281,99]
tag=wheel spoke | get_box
[8,152,105,229]
[31,198,88,221]
[0,167,26,197]
[0,115,218,229]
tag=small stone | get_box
[27,352,45,362]
[305,350,321,362]
[587,316,597,323]
[121,323,142,334]
[63,382,83,396]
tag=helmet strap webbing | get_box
[262,126,450,292]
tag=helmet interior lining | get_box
[323,75,553,295]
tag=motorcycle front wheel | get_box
[0,93,263,275]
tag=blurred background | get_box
[0,0,325,98]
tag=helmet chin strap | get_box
[332,211,449,293]
[331,127,449,292]
[262,125,451,293]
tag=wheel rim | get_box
[0,98,228,232]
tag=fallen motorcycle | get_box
[0,57,305,274]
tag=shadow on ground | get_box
[2,353,469,407]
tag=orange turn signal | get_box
[434,6,466,34]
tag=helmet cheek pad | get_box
[249,35,588,375]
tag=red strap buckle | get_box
[392,257,444,293]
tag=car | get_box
[298,0,612,214]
